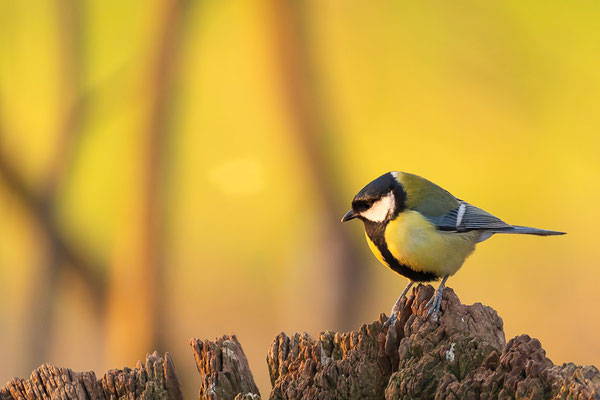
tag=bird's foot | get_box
[384,293,408,327]
[384,280,414,328]
[383,313,397,328]
[425,287,444,321]
[383,300,402,327]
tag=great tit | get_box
[342,171,565,322]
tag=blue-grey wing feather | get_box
[426,200,511,232]
[423,199,565,236]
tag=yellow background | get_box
[0,0,599,397]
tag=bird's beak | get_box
[341,209,357,222]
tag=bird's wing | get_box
[422,200,512,232]
[397,172,511,232]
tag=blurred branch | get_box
[29,0,91,373]
[41,95,87,200]
[0,128,60,369]
[0,0,105,372]
[43,0,87,200]
[144,0,188,353]
[104,0,187,360]
[0,138,106,302]
[266,0,367,329]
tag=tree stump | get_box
[266,284,600,400]
[0,352,183,400]
[190,335,260,400]
[2,285,599,399]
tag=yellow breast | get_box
[380,210,479,277]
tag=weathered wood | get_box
[190,335,260,400]
[3,285,599,399]
[267,284,600,400]
[268,321,392,399]
[0,352,183,400]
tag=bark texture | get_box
[2,285,599,399]
[190,335,261,400]
[268,284,600,400]
[0,352,183,400]
[268,321,391,399]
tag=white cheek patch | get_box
[360,192,395,222]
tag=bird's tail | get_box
[490,225,566,236]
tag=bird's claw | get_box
[425,289,443,321]
[383,313,397,328]
[424,293,435,309]
[384,281,414,328]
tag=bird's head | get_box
[342,172,406,224]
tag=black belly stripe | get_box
[364,221,439,282]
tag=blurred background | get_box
[1,0,599,397]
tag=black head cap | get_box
[351,172,406,216]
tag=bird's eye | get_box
[353,200,371,212]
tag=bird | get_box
[341,171,565,322]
